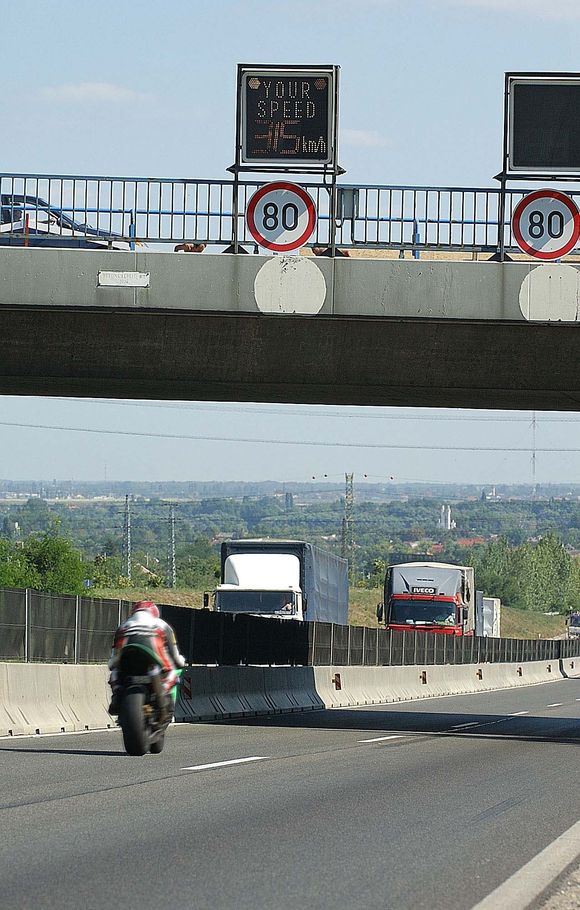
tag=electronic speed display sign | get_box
[506,74,580,177]
[511,189,580,260]
[237,65,339,171]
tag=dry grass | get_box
[92,588,206,609]
[303,248,580,263]
[499,605,565,640]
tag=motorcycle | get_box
[116,657,182,756]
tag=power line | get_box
[122,494,132,583]
[341,472,355,581]
[167,503,176,589]
[1,419,579,453]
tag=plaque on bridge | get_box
[235,64,339,173]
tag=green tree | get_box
[22,527,86,594]
[0,539,39,588]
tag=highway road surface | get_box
[2,678,580,910]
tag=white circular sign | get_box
[254,256,327,314]
[246,181,316,252]
[519,265,580,322]
[512,189,580,260]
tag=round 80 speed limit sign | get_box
[512,189,580,260]
[246,182,317,252]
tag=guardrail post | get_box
[74,595,80,664]
[347,624,351,666]
[186,609,194,666]
[412,219,421,259]
[129,212,136,251]
[311,621,317,666]
[24,588,30,663]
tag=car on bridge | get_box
[0,193,133,250]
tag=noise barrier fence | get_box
[0,587,578,667]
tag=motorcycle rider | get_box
[108,600,186,720]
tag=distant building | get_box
[437,505,456,531]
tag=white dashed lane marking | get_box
[358,735,405,743]
[181,756,268,772]
[547,704,563,708]
[450,722,480,730]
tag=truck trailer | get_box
[475,593,501,638]
[212,539,349,624]
[567,612,580,639]
[378,561,475,636]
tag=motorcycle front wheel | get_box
[119,690,148,756]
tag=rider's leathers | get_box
[108,608,186,697]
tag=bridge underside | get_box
[2,308,578,410]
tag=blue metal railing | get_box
[1,171,574,255]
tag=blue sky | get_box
[1,0,580,484]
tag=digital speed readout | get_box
[241,70,334,166]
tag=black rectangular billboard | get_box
[238,66,337,170]
[508,75,580,174]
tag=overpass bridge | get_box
[0,172,579,410]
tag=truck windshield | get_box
[390,599,456,626]
[217,591,296,615]
[570,614,580,627]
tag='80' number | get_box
[262,202,299,232]
[528,209,565,240]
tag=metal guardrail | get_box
[1,171,573,255]
[1,587,578,667]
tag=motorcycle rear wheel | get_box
[119,691,148,756]
[149,732,165,754]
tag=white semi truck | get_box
[211,538,349,624]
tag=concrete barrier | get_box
[561,657,580,679]
[176,659,571,723]
[1,658,576,736]
[58,664,114,731]
[0,662,111,736]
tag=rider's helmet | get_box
[131,600,160,619]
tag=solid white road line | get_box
[181,756,267,772]
[470,816,580,910]
[0,727,118,742]
[450,722,480,730]
[0,722,193,742]
[358,734,405,743]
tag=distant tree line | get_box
[463,534,580,613]
[0,496,577,609]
